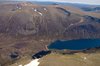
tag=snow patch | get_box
[38,12,43,16]
[34,8,37,12]
[18,59,40,66]
[16,6,22,10]
[44,8,47,11]
[24,59,40,66]
[81,56,87,60]
[84,57,87,60]
[19,65,22,66]
[32,8,37,12]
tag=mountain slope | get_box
[0,3,100,39]
[0,2,100,66]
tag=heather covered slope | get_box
[0,3,100,38]
[0,2,100,66]
[0,3,80,36]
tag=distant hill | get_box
[80,7,100,12]
[30,1,100,13]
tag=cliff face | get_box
[0,3,100,39]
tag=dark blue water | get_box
[48,39,100,50]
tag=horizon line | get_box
[0,1,100,5]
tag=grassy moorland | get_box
[10,50,100,66]
[39,52,100,66]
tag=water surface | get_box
[48,39,100,50]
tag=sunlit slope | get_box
[39,52,100,66]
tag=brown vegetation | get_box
[0,2,100,66]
